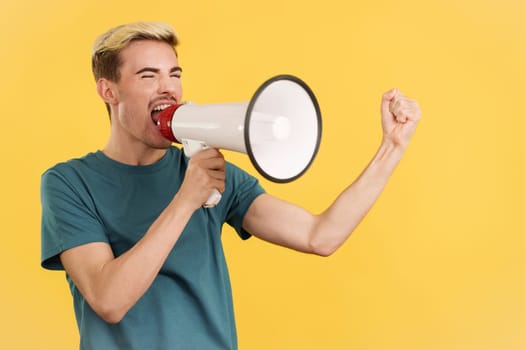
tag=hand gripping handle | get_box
[182,139,222,208]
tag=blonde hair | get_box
[92,21,179,82]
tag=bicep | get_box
[242,194,318,253]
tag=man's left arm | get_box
[242,89,421,256]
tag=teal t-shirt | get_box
[40,147,265,350]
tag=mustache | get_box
[148,96,178,109]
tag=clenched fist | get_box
[381,89,421,149]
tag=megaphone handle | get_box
[202,189,222,208]
[182,139,222,208]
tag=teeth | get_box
[153,104,172,112]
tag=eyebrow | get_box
[135,66,183,75]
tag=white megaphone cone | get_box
[157,74,322,208]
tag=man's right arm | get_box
[59,148,226,324]
[60,195,192,323]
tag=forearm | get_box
[62,193,195,323]
[310,138,405,255]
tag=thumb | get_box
[381,88,398,117]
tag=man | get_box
[41,21,421,349]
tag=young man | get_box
[41,22,421,349]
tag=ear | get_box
[96,78,119,105]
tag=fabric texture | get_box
[41,146,265,350]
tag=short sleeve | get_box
[224,163,265,240]
[40,166,108,270]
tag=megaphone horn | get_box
[157,74,322,207]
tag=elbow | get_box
[308,238,338,257]
[98,308,125,325]
[91,297,128,324]
[311,245,337,257]
[307,220,339,257]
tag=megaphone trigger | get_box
[181,139,209,157]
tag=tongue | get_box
[151,110,163,124]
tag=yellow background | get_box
[1,0,524,349]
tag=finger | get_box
[390,94,416,121]
[382,88,398,102]
[207,174,226,193]
[192,147,224,160]
[395,110,409,123]
[397,99,421,121]
[207,169,226,181]
[389,90,408,110]
[407,100,422,122]
[389,100,403,123]
[389,98,399,114]
[397,105,422,123]
[381,88,398,116]
[190,150,225,169]
[201,157,226,171]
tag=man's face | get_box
[111,40,182,149]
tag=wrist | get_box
[379,137,406,158]
[169,192,199,217]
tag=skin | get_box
[60,39,422,324]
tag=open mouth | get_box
[151,104,174,124]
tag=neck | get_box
[103,138,168,166]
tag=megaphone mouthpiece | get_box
[157,104,182,142]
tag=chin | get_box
[148,128,174,149]
[144,135,171,150]
[151,140,173,150]
[158,138,174,149]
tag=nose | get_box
[158,73,181,99]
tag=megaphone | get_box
[157,74,322,207]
